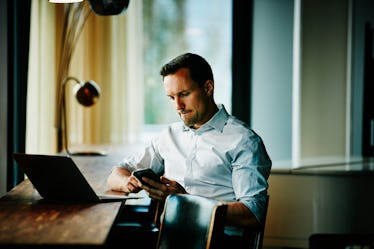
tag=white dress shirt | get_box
[120,104,272,235]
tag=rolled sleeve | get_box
[232,136,271,225]
[119,137,165,176]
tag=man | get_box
[107,53,271,246]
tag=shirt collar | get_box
[182,104,229,133]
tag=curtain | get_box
[4,0,31,190]
[26,0,144,154]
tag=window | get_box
[25,1,232,153]
[142,0,232,133]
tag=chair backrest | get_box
[243,195,270,249]
[156,194,227,249]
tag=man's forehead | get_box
[163,72,199,94]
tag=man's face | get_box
[163,68,210,129]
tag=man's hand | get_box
[125,174,144,193]
[107,167,143,193]
[139,175,187,201]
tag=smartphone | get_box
[133,168,162,187]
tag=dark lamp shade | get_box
[89,0,130,16]
[73,80,100,107]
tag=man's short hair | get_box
[160,53,214,87]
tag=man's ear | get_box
[204,80,214,96]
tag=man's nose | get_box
[175,97,185,110]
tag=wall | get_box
[301,0,349,158]
[251,0,374,248]
[351,0,374,156]
[265,170,374,248]
[251,0,294,162]
[252,0,357,164]
[0,0,8,197]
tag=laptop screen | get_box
[13,153,100,202]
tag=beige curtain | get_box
[26,0,143,154]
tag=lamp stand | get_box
[55,2,92,154]
[54,1,130,155]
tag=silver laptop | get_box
[13,153,140,203]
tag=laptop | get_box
[13,153,142,203]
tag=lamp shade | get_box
[89,0,129,15]
[49,0,83,2]
[73,80,100,107]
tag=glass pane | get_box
[143,0,232,126]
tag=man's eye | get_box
[168,96,175,101]
[180,92,189,97]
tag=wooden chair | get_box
[156,194,228,249]
[242,195,270,249]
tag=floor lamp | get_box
[53,0,129,155]
[60,76,105,156]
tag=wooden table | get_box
[0,144,153,248]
